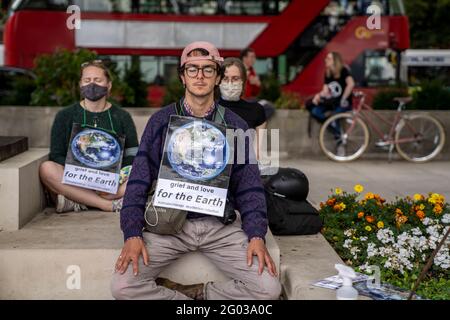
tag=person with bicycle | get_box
[306,51,355,123]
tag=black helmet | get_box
[264,168,309,201]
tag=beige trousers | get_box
[111,216,281,300]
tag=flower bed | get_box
[319,185,450,300]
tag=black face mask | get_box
[80,83,108,102]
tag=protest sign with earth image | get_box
[62,123,125,194]
[154,115,233,217]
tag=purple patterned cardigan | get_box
[120,102,268,242]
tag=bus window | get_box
[12,0,69,11]
[364,50,397,86]
[350,49,399,87]
[98,55,179,85]
[71,0,291,15]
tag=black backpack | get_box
[262,168,323,235]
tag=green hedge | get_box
[373,81,450,110]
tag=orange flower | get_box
[327,198,336,206]
[416,210,425,220]
[365,216,376,223]
[357,212,365,219]
[395,208,403,215]
[333,202,346,212]
[365,192,375,200]
[433,204,443,215]
[396,215,408,227]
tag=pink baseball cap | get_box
[180,41,224,67]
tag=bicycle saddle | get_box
[393,97,413,104]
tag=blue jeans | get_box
[310,104,351,123]
[309,103,351,140]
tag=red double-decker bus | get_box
[3,0,409,105]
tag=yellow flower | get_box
[365,226,372,232]
[335,188,343,195]
[428,193,445,205]
[333,202,346,212]
[414,194,424,201]
[418,204,425,211]
[377,221,384,228]
[354,184,364,193]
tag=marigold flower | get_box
[327,198,336,206]
[419,204,425,211]
[335,188,343,195]
[377,221,384,228]
[365,226,372,232]
[357,212,365,219]
[354,184,364,193]
[416,210,425,220]
[414,194,424,201]
[428,193,445,205]
[396,215,408,227]
[365,192,375,200]
[365,216,376,223]
[433,204,443,215]
[395,208,403,215]
[333,202,346,212]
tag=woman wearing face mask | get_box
[39,60,139,213]
[219,58,267,159]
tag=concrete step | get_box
[0,148,48,231]
[0,210,280,299]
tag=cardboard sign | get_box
[153,115,233,217]
[62,124,124,194]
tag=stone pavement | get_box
[280,159,450,207]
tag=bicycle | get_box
[319,91,446,162]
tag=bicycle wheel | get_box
[319,113,370,162]
[395,114,445,162]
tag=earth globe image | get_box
[167,121,229,181]
[71,129,121,169]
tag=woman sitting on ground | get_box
[39,60,138,213]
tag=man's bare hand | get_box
[115,237,149,276]
[247,238,277,277]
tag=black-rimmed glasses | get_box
[184,65,217,78]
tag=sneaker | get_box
[112,198,123,213]
[56,194,88,213]
[336,143,346,157]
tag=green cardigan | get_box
[49,102,139,168]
